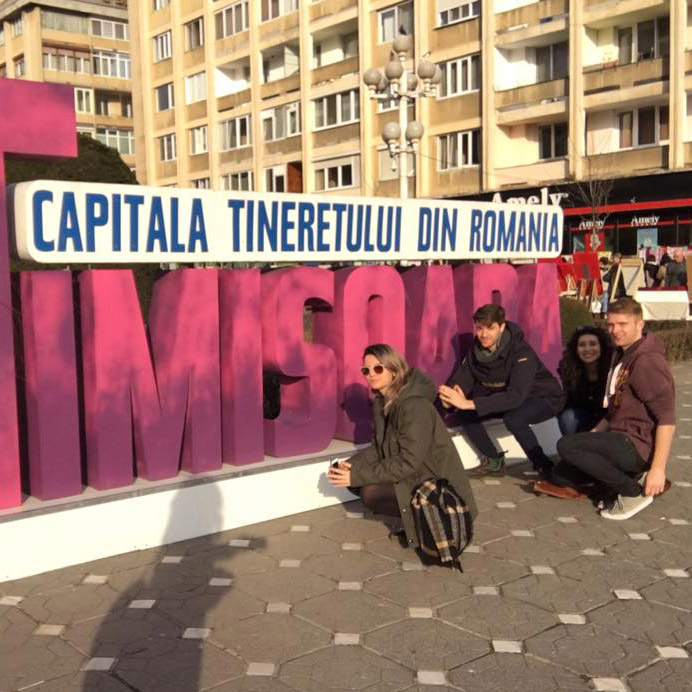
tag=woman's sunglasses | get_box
[361,364,385,376]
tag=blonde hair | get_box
[363,343,409,412]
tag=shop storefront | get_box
[459,170,692,257]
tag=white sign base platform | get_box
[0,421,560,583]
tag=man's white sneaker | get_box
[600,493,653,521]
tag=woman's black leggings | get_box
[359,484,400,517]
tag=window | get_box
[75,88,93,114]
[14,57,26,78]
[96,127,134,156]
[216,1,249,39]
[439,1,480,27]
[154,31,172,62]
[536,41,568,82]
[189,125,208,155]
[121,95,133,118]
[221,170,254,191]
[185,71,207,104]
[438,130,480,170]
[262,102,301,141]
[617,18,669,64]
[192,178,210,189]
[91,18,129,41]
[538,123,567,160]
[154,0,171,10]
[0,64,6,78]
[220,115,251,150]
[262,0,298,22]
[77,125,94,137]
[43,47,91,74]
[314,156,359,191]
[618,105,669,148]
[185,17,204,51]
[10,16,23,38]
[95,93,109,116]
[41,9,88,33]
[156,83,175,111]
[0,28,5,47]
[378,1,413,43]
[314,89,359,129]
[159,133,176,161]
[265,165,285,192]
[439,54,479,97]
[93,51,131,79]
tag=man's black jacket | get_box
[448,321,565,417]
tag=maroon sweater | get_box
[606,332,676,463]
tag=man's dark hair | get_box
[473,304,506,326]
[608,296,643,319]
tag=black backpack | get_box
[411,478,473,571]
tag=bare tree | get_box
[570,157,615,252]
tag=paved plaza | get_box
[2,364,692,692]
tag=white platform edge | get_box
[0,418,560,583]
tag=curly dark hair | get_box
[559,325,612,404]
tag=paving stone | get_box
[233,568,335,605]
[365,535,411,561]
[557,516,579,524]
[319,516,391,544]
[114,637,244,692]
[82,657,116,671]
[471,521,511,545]
[183,627,210,639]
[473,586,499,595]
[449,552,530,586]
[247,662,276,676]
[34,624,66,636]
[365,619,490,670]
[628,660,692,692]
[210,677,295,692]
[448,651,592,691]
[17,671,132,692]
[266,602,291,614]
[291,525,311,533]
[558,614,586,625]
[364,570,471,608]
[533,522,625,550]
[525,624,655,678]
[438,595,557,640]
[293,590,404,633]
[161,555,184,563]
[128,599,155,609]
[614,589,642,600]
[334,632,360,645]
[663,568,689,578]
[484,534,582,567]
[279,559,302,568]
[260,533,339,561]
[0,596,23,606]
[409,607,434,618]
[589,600,692,646]
[229,539,252,548]
[177,543,277,577]
[641,578,692,611]
[557,555,662,591]
[341,542,363,551]
[209,577,233,586]
[18,584,124,625]
[417,670,446,685]
[492,640,523,653]
[531,565,555,575]
[213,613,330,663]
[303,550,395,583]
[279,643,413,692]
[668,518,690,525]
[82,575,108,585]
[656,646,689,659]
[338,581,362,590]
[592,679,628,692]
[651,525,692,550]
[502,574,614,614]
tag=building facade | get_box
[128,0,691,198]
[0,0,135,170]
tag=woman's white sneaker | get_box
[600,493,653,521]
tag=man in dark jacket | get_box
[664,249,687,289]
[438,304,565,478]
[556,297,675,520]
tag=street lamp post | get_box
[363,34,441,199]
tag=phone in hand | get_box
[329,460,340,469]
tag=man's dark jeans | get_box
[556,432,647,497]
[455,397,557,469]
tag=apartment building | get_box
[0,0,135,170]
[129,0,692,201]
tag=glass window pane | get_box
[327,166,339,188]
[341,94,351,122]
[619,112,633,148]
[539,126,552,159]
[315,169,325,190]
[618,28,632,64]
[637,20,655,60]
[326,95,337,125]
[342,164,352,187]
[554,123,568,156]
[659,105,669,140]
[553,42,568,79]
[536,46,550,82]
[638,106,655,145]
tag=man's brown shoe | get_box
[532,480,586,500]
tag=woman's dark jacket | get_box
[349,369,477,548]
[448,321,564,417]
[557,358,607,419]
[603,264,627,298]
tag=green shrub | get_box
[559,296,594,346]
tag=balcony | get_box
[219,147,254,166]
[311,56,359,86]
[431,166,481,198]
[313,122,359,149]
[585,145,668,177]
[215,32,250,60]
[152,59,173,82]
[584,57,668,93]
[217,88,252,113]
[189,154,210,173]
[180,0,204,16]
[261,73,301,99]
[183,46,205,71]
[495,0,569,32]
[186,100,207,121]
[264,136,302,157]
[429,93,481,128]
[583,0,667,26]
[495,78,568,125]
[153,110,176,131]
[310,0,358,23]
[258,12,300,48]
[155,160,178,181]
[430,18,479,54]
[495,158,569,186]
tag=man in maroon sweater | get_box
[557,297,675,520]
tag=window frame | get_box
[154,31,172,63]
[184,17,205,52]
[262,102,301,141]
[438,0,480,28]
[538,122,568,160]
[221,170,254,191]
[215,0,249,39]
[155,82,175,112]
[314,155,359,192]
[313,89,360,130]
[220,114,252,151]
[378,1,414,43]
[617,105,669,149]
[438,53,480,99]
[159,133,177,162]
[184,71,207,104]
[189,125,209,155]
[438,129,481,170]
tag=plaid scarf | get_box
[411,479,472,570]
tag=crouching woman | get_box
[327,343,478,550]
